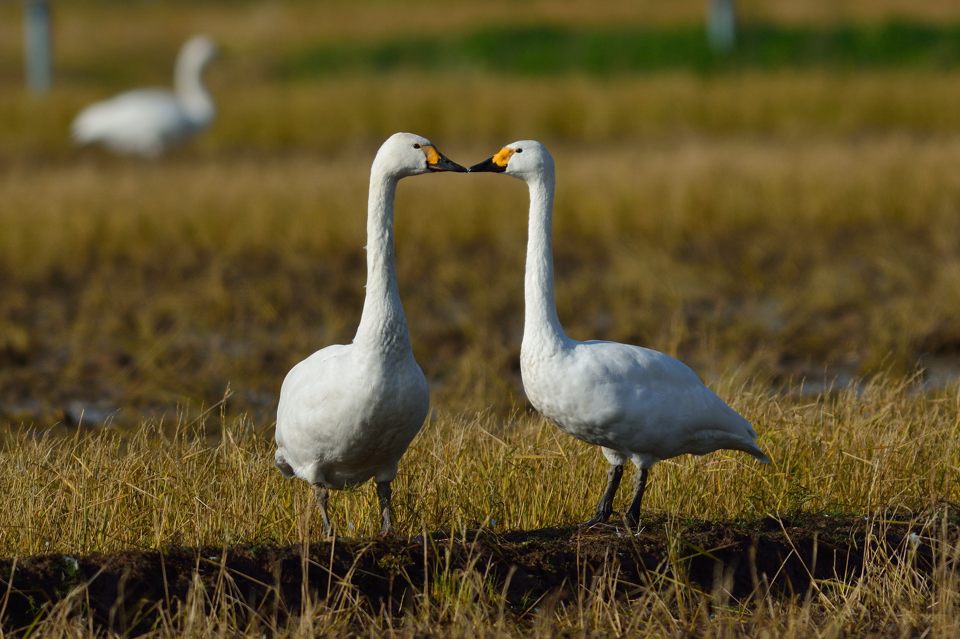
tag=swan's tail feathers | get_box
[722,409,771,463]
[745,423,771,464]
[274,450,296,479]
[740,439,771,464]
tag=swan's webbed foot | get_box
[579,463,624,529]
[313,484,333,537]
[376,480,393,537]
[579,514,607,528]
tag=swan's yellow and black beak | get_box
[469,146,513,173]
[424,145,468,173]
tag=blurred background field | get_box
[2,1,960,634]
[3,1,960,423]
[1,1,960,419]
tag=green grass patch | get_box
[282,20,960,77]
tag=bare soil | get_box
[1,513,954,636]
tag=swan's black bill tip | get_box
[468,157,506,173]
[429,155,468,173]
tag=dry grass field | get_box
[2,1,960,636]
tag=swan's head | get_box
[374,132,467,178]
[469,140,553,181]
[179,35,218,69]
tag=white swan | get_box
[71,35,217,157]
[275,133,466,536]
[470,141,770,528]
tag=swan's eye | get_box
[413,143,421,149]
[515,148,523,153]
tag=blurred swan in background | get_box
[274,133,467,536]
[71,35,218,157]
[471,141,770,529]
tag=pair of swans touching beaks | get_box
[274,132,771,536]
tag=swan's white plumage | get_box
[522,339,768,468]
[472,140,768,523]
[276,341,429,489]
[71,35,217,157]
[274,132,465,534]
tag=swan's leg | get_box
[313,484,333,537]
[625,469,649,529]
[581,463,624,527]
[376,480,393,536]
[274,452,295,479]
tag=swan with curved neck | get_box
[275,133,466,536]
[471,141,769,528]
[71,35,217,157]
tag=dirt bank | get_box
[1,513,954,635]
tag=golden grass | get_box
[2,135,960,420]
[2,379,959,636]
[2,378,958,555]
[3,1,960,633]
[4,71,960,163]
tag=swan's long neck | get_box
[174,51,214,127]
[354,167,410,353]
[523,170,567,351]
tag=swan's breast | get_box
[276,345,428,486]
[520,344,626,444]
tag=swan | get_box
[71,35,217,157]
[470,141,770,528]
[275,133,466,536]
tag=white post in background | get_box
[24,0,53,94]
[707,0,736,53]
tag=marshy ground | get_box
[5,510,957,636]
[3,0,960,636]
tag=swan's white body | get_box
[277,342,428,489]
[71,35,217,157]
[522,339,767,469]
[471,141,769,525]
[274,133,465,534]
